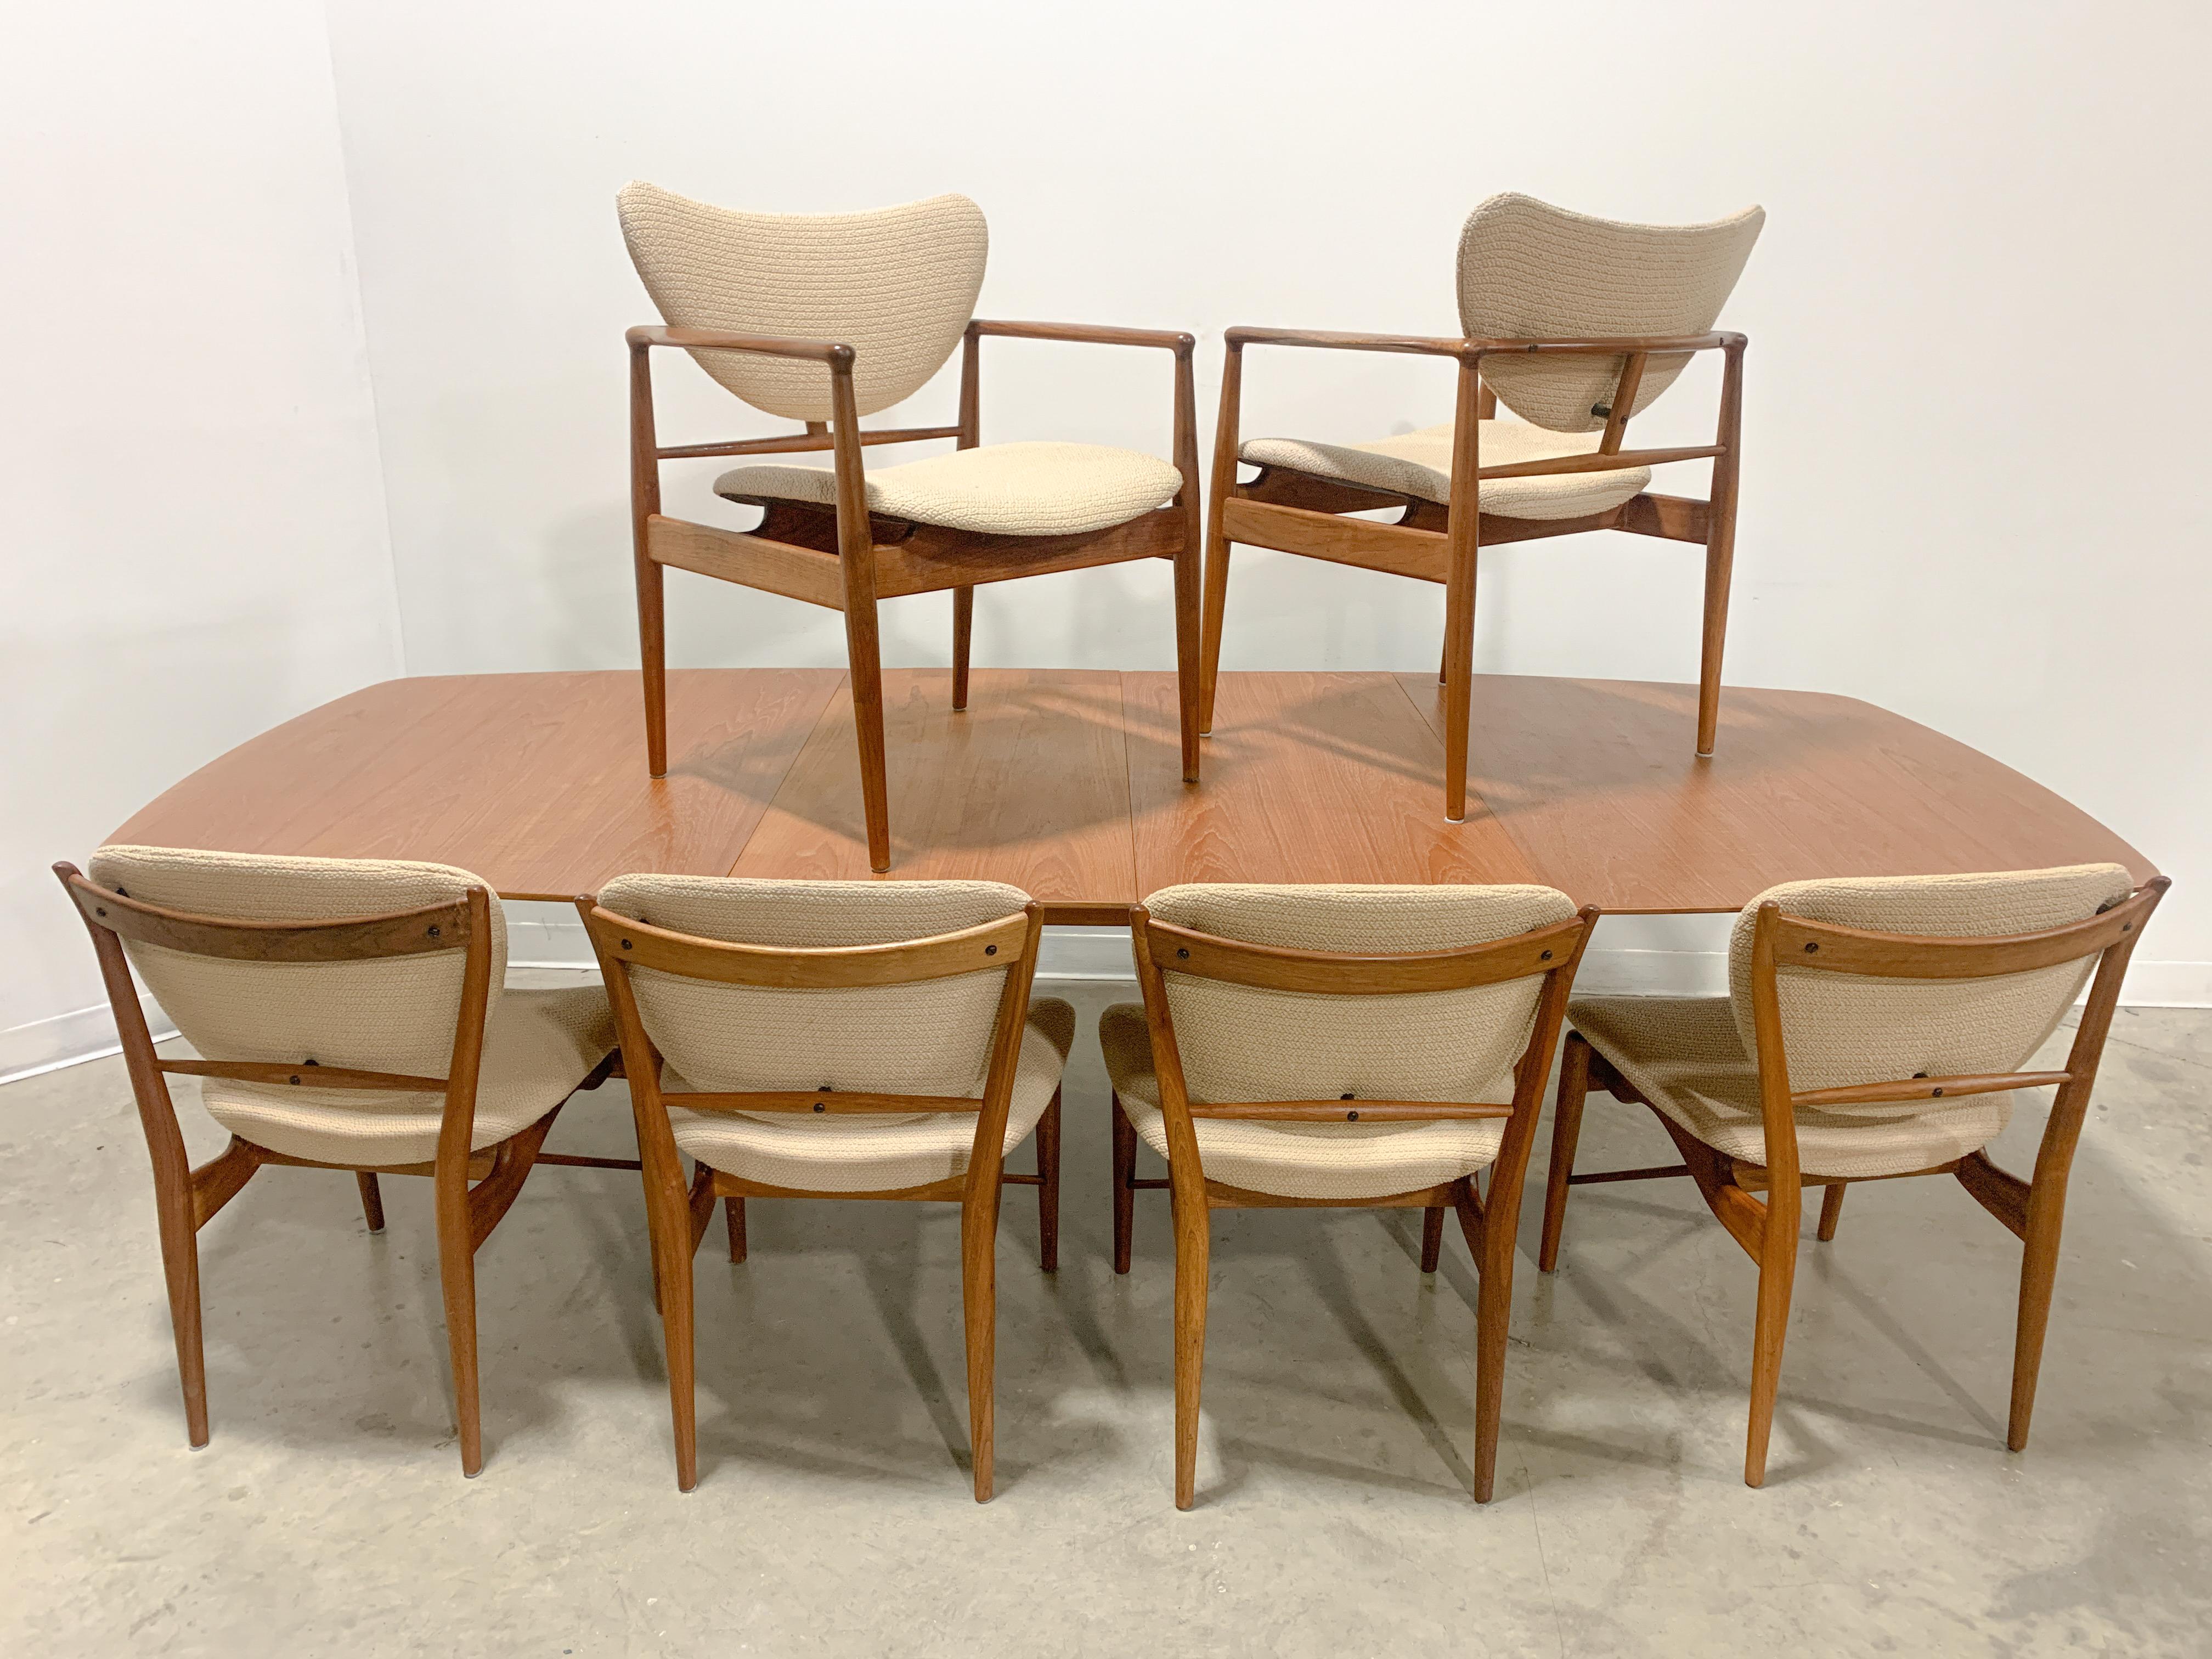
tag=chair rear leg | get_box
[1744,1194,1801,1488]
[1471,1184,1516,1502]
[1419,1206,1445,1274]
[961,1186,1003,1502]
[153,1180,211,1448]
[1816,1182,1846,1243]
[1111,1092,1137,1274]
[951,585,974,713]
[1172,1189,1212,1509]
[1697,512,1736,757]
[1441,561,1478,821]
[1173,544,1202,781]
[1198,506,1232,736]
[2008,1177,2073,1452]
[356,1171,385,1234]
[432,1170,484,1477]
[1538,1032,1592,1272]
[659,1208,699,1491]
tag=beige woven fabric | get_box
[1239,420,1650,520]
[666,1002,1073,1192]
[715,441,1181,536]
[1112,883,1575,1200]
[597,876,1065,1192]
[617,182,986,421]
[1568,862,2132,1180]
[1567,996,2011,1180]
[1458,193,1764,433]
[87,846,613,1167]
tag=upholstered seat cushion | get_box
[666,1000,1074,1192]
[1239,420,1650,521]
[199,985,617,1169]
[715,441,1182,536]
[1566,995,2013,1181]
[1099,1003,1508,1201]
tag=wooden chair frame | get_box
[1537,876,2170,1486]
[575,894,1055,1500]
[53,862,620,1477]
[1119,900,1599,1506]
[629,318,1205,872]
[1200,328,1748,819]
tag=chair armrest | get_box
[627,324,854,366]
[1468,331,1743,358]
[1224,325,1474,359]
[967,318,1195,355]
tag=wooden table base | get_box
[109,669,2153,918]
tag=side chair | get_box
[1099,882,1597,1507]
[575,875,1073,1500]
[1202,193,1764,820]
[57,847,619,1476]
[618,182,1204,872]
[1538,864,2168,1487]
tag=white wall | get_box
[318,0,2212,990]
[0,5,404,1075]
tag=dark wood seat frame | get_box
[629,319,1205,872]
[1116,901,1599,1507]
[577,894,1058,1500]
[1536,876,2169,1487]
[1200,327,1747,819]
[54,862,623,1477]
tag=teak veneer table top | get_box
[109,669,2154,922]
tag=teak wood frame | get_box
[576,895,1056,1500]
[53,863,622,1477]
[1537,877,2170,1487]
[1117,901,1599,1508]
[629,319,1205,872]
[1201,328,1748,820]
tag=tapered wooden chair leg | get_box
[1172,545,1203,782]
[1538,1033,1592,1273]
[1438,639,1449,686]
[153,1182,211,1448]
[1419,1206,1445,1274]
[1197,535,1231,736]
[1816,1181,1846,1243]
[843,595,894,873]
[961,1187,1003,1502]
[1696,539,1734,758]
[1172,1189,1211,1510]
[659,1204,699,1492]
[1471,1200,1516,1502]
[2008,1183,2070,1452]
[1440,565,1477,822]
[951,585,974,713]
[636,559,669,777]
[724,1197,747,1264]
[1036,1088,1062,1273]
[1743,1201,1799,1488]
[432,1171,484,1477]
[1110,1093,1137,1275]
[356,1171,386,1233]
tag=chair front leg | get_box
[1419,1206,1446,1273]
[1440,363,1483,822]
[355,1170,386,1233]
[1816,1181,1846,1242]
[629,340,670,776]
[1538,1031,1593,1272]
[1697,339,1746,758]
[724,1196,747,1264]
[1035,1087,1062,1273]
[1173,541,1203,782]
[1198,343,1243,736]
[951,586,975,713]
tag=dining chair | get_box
[617,182,1203,872]
[1099,882,1596,1506]
[1537,864,2167,1487]
[1202,193,1765,820]
[575,875,1071,1499]
[55,847,619,1476]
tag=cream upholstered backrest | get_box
[1726,865,2134,1113]
[1144,883,1578,1105]
[617,181,988,422]
[85,845,506,1110]
[1457,193,1764,434]
[596,876,1029,1097]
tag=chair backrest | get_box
[1457,193,1764,434]
[74,845,503,1120]
[588,876,1034,1102]
[617,181,989,423]
[1727,865,2137,1111]
[1138,883,1583,1110]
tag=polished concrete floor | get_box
[4,977,2208,1656]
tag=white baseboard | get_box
[0,994,177,1086]
[12,911,2203,1089]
